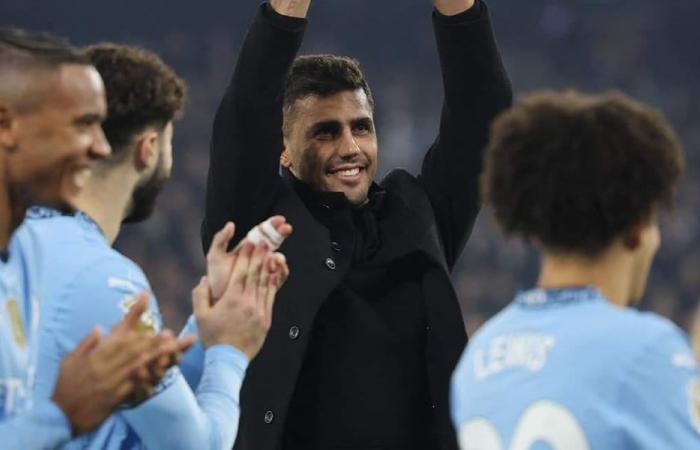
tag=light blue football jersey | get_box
[451,287,700,450]
[0,222,73,449]
[23,207,248,450]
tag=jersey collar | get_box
[514,286,604,308]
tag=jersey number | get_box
[458,401,590,450]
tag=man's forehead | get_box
[296,89,373,120]
[49,63,106,111]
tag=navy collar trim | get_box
[514,286,604,307]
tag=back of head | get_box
[481,90,685,256]
[283,54,373,134]
[82,43,186,160]
[0,27,88,111]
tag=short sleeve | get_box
[617,322,700,448]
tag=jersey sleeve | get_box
[33,256,161,416]
[178,315,205,390]
[617,321,700,448]
[0,399,71,450]
[121,345,249,450]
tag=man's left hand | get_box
[433,0,475,16]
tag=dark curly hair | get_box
[283,54,373,135]
[481,90,685,256]
[82,43,186,157]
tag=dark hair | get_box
[82,43,186,156]
[482,90,685,256]
[0,27,89,111]
[283,54,373,135]
[0,27,87,67]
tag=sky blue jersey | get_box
[0,221,73,450]
[451,287,700,450]
[23,207,248,450]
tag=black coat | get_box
[202,3,512,449]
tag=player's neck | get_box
[71,165,137,245]
[537,250,633,307]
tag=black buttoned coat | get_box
[202,3,512,450]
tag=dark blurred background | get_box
[3,0,699,335]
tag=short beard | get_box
[122,163,168,224]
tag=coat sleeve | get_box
[202,3,307,252]
[419,0,512,270]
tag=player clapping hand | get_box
[195,218,291,360]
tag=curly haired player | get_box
[450,90,699,449]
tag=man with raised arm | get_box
[0,28,186,449]
[23,43,291,450]
[197,1,512,448]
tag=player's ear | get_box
[0,101,19,151]
[133,128,160,172]
[622,224,643,251]
[280,147,292,168]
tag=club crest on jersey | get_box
[689,377,700,434]
[119,294,157,333]
[4,298,26,348]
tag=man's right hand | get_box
[206,216,292,299]
[269,0,311,18]
[51,294,193,435]
[194,232,290,360]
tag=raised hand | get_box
[51,293,195,434]
[194,239,290,360]
[207,216,292,300]
[269,0,311,18]
[433,0,476,16]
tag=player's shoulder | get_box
[598,305,689,356]
[20,208,106,257]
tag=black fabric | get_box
[282,174,435,449]
[202,2,512,449]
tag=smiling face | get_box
[6,63,110,208]
[281,89,378,205]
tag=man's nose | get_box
[90,127,112,159]
[338,129,361,157]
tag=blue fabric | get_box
[0,227,72,449]
[451,287,700,450]
[24,207,247,450]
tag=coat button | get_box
[264,410,274,424]
[289,326,300,340]
[320,203,331,210]
[330,241,342,252]
[325,257,336,270]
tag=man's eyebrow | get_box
[73,112,104,125]
[307,120,341,138]
[351,117,374,129]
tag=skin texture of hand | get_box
[51,294,195,435]
[433,0,475,16]
[207,217,292,300]
[193,240,290,360]
[269,0,311,18]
